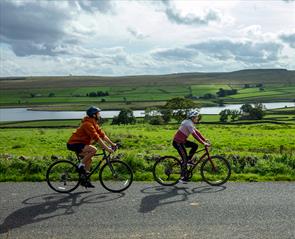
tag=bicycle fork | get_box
[107,160,118,177]
[205,148,217,172]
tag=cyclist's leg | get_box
[185,140,198,161]
[78,145,97,188]
[67,143,87,169]
[79,145,97,172]
[172,141,188,178]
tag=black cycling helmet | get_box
[86,106,101,117]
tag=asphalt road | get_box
[0,182,294,239]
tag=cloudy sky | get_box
[0,0,294,77]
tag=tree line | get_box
[219,103,265,122]
[110,98,267,125]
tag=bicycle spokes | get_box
[99,160,133,192]
[201,156,231,186]
[153,156,182,186]
[46,160,80,193]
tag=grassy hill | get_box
[1,69,294,89]
[0,69,294,110]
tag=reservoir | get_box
[0,102,294,122]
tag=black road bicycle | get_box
[153,145,231,186]
[46,146,133,193]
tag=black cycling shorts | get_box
[67,143,85,154]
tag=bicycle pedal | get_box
[81,181,95,188]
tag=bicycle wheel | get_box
[153,156,182,186]
[46,160,80,193]
[200,155,231,186]
[99,160,133,193]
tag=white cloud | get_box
[280,31,295,48]
[0,0,294,77]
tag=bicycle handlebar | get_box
[101,143,121,156]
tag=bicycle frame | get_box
[187,146,215,172]
[76,149,113,180]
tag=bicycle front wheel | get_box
[46,160,80,193]
[153,156,182,186]
[200,156,231,186]
[99,160,133,193]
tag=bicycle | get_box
[153,145,231,186]
[46,145,133,193]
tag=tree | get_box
[240,103,253,113]
[230,110,240,121]
[89,92,97,97]
[216,88,238,97]
[217,88,226,97]
[144,107,172,124]
[164,97,198,122]
[111,109,136,125]
[249,107,264,120]
[158,107,172,123]
[249,103,265,120]
[219,109,231,122]
[240,103,265,120]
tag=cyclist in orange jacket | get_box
[173,110,210,182]
[67,106,116,188]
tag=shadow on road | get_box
[0,191,124,235]
[139,184,226,213]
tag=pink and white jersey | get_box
[173,119,206,144]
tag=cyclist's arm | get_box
[103,135,116,147]
[192,129,209,145]
[96,137,113,153]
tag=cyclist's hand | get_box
[106,147,114,153]
[204,142,211,147]
[111,144,119,151]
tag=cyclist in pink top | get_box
[173,110,210,182]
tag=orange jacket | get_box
[68,116,105,145]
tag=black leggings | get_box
[172,140,198,164]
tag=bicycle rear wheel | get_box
[153,156,182,186]
[99,160,133,193]
[200,156,231,186]
[46,160,80,193]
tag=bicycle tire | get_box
[46,160,80,193]
[99,160,133,193]
[153,156,182,186]
[200,155,231,186]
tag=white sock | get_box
[78,163,85,168]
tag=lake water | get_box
[0,102,294,122]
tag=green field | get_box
[0,84,294,110]
[0,115,294,182]
[227,86,295,102]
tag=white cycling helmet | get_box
[187,109,200,119]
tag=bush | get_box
[240,103,265,120]
[149,116,164,125]
[111,109,136,125]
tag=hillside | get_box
[1,69,294,90]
